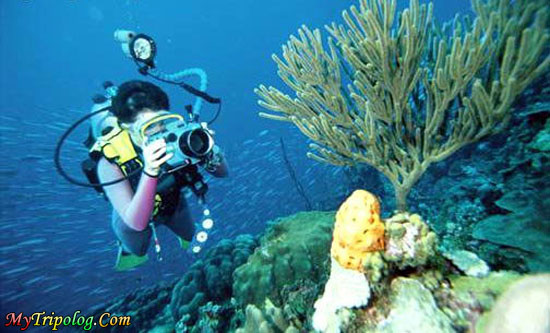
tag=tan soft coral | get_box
[331,190,385,271]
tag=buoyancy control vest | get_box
[83,125,207,219]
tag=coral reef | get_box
[236,299,300,333]
[191,301,239,333]
[170,234,258,329]
[382,213,437,270]
[89,235,258,333]
[313,190,383,331]
[472,188,550,271]
[306,190,535,333]
[449,271,523,313]
[442,249,490,278]
[279,279,321,329]
[88,199,544,333]
[89,281,176,332]
[232,211,333,307]
[314,191,441,332]
[482,274,550,333]
[376,278,454,333]
[412,82,550,272]
[430,271,524,332]
[256,0,550,210]
[337,271,527,333]
[234,278,323,333]
[528,119,550,152]
[431,271,524,331]
[312,257,372,332]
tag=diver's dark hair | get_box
[111,80,170,123]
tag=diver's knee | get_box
[123,242,149,257]
[134,247,148,257]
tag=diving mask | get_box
[138,112,183,142]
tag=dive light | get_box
[114,29,157,68]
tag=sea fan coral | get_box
[256,0,550,210]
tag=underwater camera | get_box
[140,113,215,172]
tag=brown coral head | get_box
[331,190,386,271]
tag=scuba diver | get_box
[97,80,228,270]
[54,30,227,270]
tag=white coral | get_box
[312,258,370,332]
[386,223,418,258]
[443,250,490,278]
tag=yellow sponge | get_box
[331,190,385,271]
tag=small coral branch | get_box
[279,137,312,210]
[255,0,550,210]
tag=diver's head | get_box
[111,80,170,146]
[111,80,169,124]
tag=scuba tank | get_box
[81,81,123,194]
[90,81,119,140]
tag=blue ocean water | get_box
[0,0,483,323]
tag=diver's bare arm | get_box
[97,157,158,231]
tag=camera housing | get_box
[142,115,214,172]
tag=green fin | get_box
[178,237,190,250]
[115,248,149,271]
